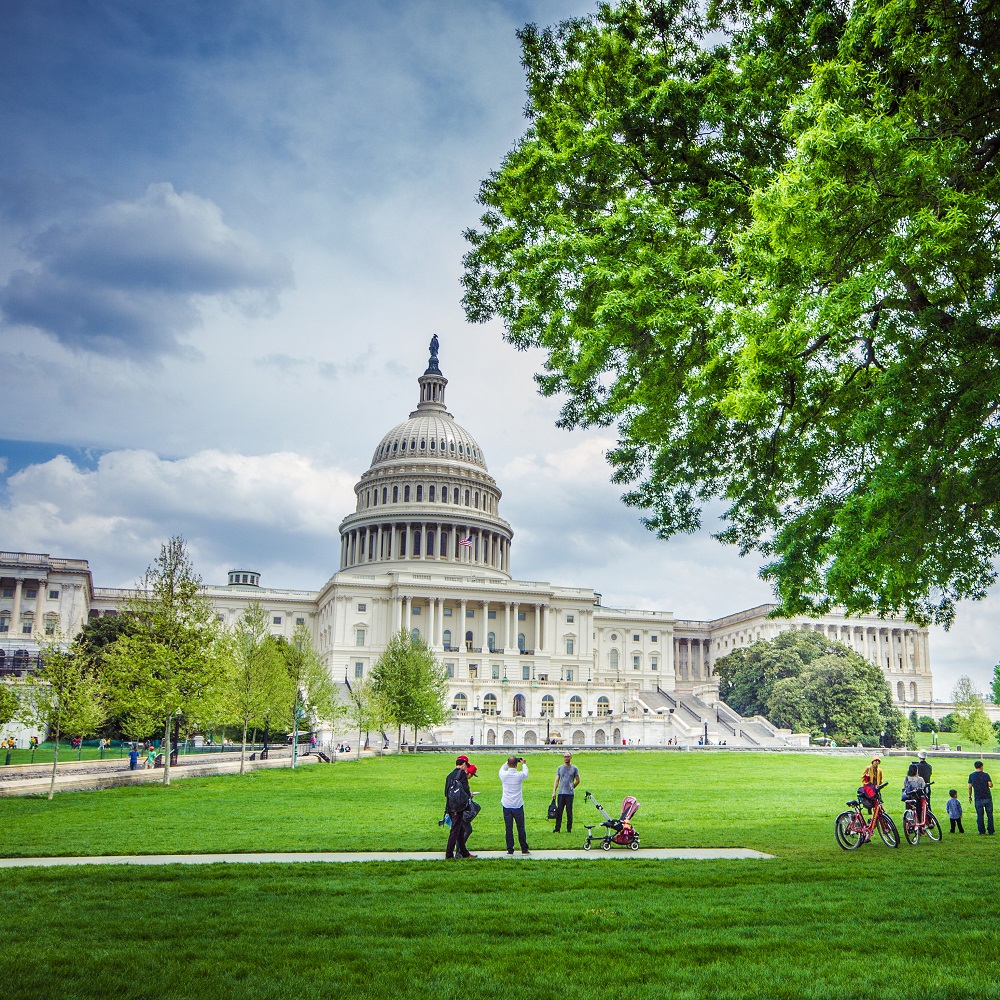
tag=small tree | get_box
[346,676,388,759]
[103,537,226,786]
[992,662,1000,706]
[21,638,106,800]
[0,684,19,733]
[224,602,287,774]
[956,702,996,754]
[370,631,448,751]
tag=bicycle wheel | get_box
[835,811,862,850]
[903,809,919,846]
[878,813,900,848]
[925,812,942,842]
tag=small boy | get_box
[946,788,964,834]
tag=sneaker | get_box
[506,850,514,855]
[463,854,479,859]
[521,850,531,855]
[553,829,560,833]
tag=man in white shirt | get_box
[499,755,531,855]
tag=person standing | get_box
[444,755,475,859]
[551,753,580,833]
[968,761,994,835]
[462,763,482,849]
[128,746,139,771]
[945,789,964,834]
[500,755,530,855]
[861,757,883,787]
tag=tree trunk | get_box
[162,716,172,787]
[47,719,60,801]
[397,724,402,754]
[240,719,248,775]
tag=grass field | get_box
[1,751,996,999]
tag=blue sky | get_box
[1,0,995,699]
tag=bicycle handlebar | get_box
[876,781,889,790]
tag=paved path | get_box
[0,848,774,868]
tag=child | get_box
[946,788,964,834]
[902,763,926,802]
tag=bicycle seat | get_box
[847,800,859,807]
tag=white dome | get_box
[370,413,487,471]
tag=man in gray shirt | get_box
[552,752,580,833]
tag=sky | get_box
[1,0,996,702]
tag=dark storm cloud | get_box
[0,183,293,358]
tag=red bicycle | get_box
[835,781,900,849]
[903,781,942,845]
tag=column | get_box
[690,638,699,678]
[504,603,512,652]
[420,522,428,560]
[403,596,411,635]
[482,600,489,650]
[12,578,24,631]
[533,604,541,652]
[511,602,519,648]
[393,596,402,633]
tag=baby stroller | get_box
[582,791,641,851]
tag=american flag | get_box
[459,536,473,547]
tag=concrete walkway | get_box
[0,848,774,868]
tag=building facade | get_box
[0,345,937,746]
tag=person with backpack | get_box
[462,763,483,849]
[444,755,476,859]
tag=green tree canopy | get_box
[462,0,1000,627]
[0,683,18,731]
[714,629,903,745]
[370,631,448,750]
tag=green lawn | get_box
[1,751,996,1000]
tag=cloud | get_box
[0,449,355,589]
[0,183,293,359]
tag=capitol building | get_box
[0,343,935,747]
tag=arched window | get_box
[382,487,387,504]
[465,630,473,651]
[429,485,436,502]
[426,530,435,556]
[443,629,452,649]
[411,628,420,642]
[366,490,370,507]
[393,486,398,502]
[609,649,619,670]
[404,485,411,501]
[416,485,423,501]
[474,491,479,508]
[483,693,498,716]
[487,632,496,652]
[597,696,611,716]
[401,440,407,452]
[517,633,525,652]
[420,439,426,449]
[465,489,470,506]
[897,681,905,700]
[413,530,421,556]
[440,531,448,556]
[909,681,917,701]
[513,694,526,717]
[453,487,460,503]
[541,695,555,717]
[569,696,583,718]
[453,692,468,713]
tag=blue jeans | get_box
[974,798,994,834]
[503,806,529,852]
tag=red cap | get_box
[456,755,470,765]
[466,764,478,777]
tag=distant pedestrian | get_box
[128,747,139,770]
[146,746,156,769]
[946,789,964,834]
[968,761,994,835]
[499,756,530,855]
[551,753,580,834]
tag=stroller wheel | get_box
[629,839,640,850]
[583,840,592,851]
[601,839,612,851]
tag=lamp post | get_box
[822,721,828,746]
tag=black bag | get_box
[447,777,470,813]
[547,798,559,820]
[464,799,482,821]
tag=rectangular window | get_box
[44,621,56,635]
[22,622,32,634]
[445,663,454,678]
[633,655,641,670]
[566,669,573,682]
[566,615,574,623]
[1,588,13,598]
[25,589,37,599]
[443,608,453,616]
[491,664,500,679]
[49,590,60,600]
[412,606,421,615]
[273,616,282,625]
[518,612,526,621]
[488,610,496,619]
[522,665,530,680]
[633,634,640,642]
[651,634,658,642]
[0,619,8,633]
[355,662,364,678]
[466,609,474,617]
[356,628,366,645]
[651,657,658,671]
[217,613,226,622]
[469,664,478,678]
[357,603,366,612]
[296,617,305,626]
[566,639,574,655]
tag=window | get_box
[522,665,530,680]
[355,662,364,678]
[569,696,583,718]
[217,613,225,623]
[44,619,56,635]
[49,590,60,600]
[296,617,305,626]
[273,616,282,625]
[25,588,37,599]
[483,693,498,715]
[491,664,500,679]
[466,609,474,617]
[443,629,452,648]
[610,633,618,641]
[566,639,574,655]
[1,588,12,598]
[609,649,619,670]
[597,696,611,716]
[453,487,459,502]
[518,633,525,652]
[22,621,32,634]
[566,615,574,623]
[541,695,555,717]
[0,617,8,633]
[488,632,496,652]
[469,664,478,678]
[404,485,410,501]
[356,628,366,645]
[412,606,421,615]
[357,603,367,612]
[651,656,658,671]
[429,485,435,501]
[416,485,423,501]
[651,634,658,643]
[633,634,640,642]
[382,487,387,504]
[445,662,454,678]
[488,610,496,619]
[566,669,573,682]
[444,607,453,616]
[393,486,398,502]
[411,628,420,642]
[453,693,468,712]
[465,489,470,506]
[633,655,641,670]
[518,612,526,621]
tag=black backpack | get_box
[446,776,470,812]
